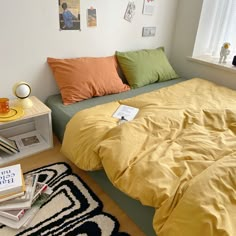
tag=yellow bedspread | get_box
[62,78,236,235]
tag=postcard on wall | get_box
[58,0,80,30]
[124,1,136,22]
[142,27,156,37]
[142,0,155,15]
[87,7,97,27]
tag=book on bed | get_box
[112,105,139,121]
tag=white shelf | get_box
[0,96,53,165]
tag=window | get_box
[193,0,236,60]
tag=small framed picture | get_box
[21,135,40,147]
[124,1,136,22]
[142,0,155,15]
[87,7,97,27]
[12,131,45,150]
[142,27,156,37]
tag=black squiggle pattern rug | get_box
[0,162,130,236]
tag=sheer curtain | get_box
[194,0,236,58]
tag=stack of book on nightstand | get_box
[0,164,52,229]
[0,135,19,155]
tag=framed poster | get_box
[59,0,80,30]
[142,0,155,15]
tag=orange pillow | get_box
[47,56,130,105]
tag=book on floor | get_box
[0,164,25,198]
[0,208,25,221]
[31,182,48,203]
[0,191,25,203]
[0,181,49,223]
[0,173,39,211]
[4,174,39,204]
[0,180,47,211]
[0,187,52,229]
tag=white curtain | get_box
[207,0,236,56]
[195,0,236,58]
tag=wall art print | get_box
[142,0,155,15]
[59,0,80,30]
[124,1,136,22]
[87,7,97,27]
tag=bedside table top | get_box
[0,96,51,125]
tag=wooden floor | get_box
[5,136,146,236]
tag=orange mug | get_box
[0,98,10,113]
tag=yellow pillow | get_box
[47,56,130,105]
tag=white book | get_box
[0,144,16,155]
[0,181,46,211]
[112,104,139,121]
[0,135,19,152]
[0,208,25,221]
[0,192,25,203]
[0,189,52,229]
[5,174,39,203]
[0,164,24,196]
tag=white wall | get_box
[170,0,236,90]
[0,0,179,102]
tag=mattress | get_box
[45,78,186,142]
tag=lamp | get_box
[12,82,32,108]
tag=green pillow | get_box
[116,47,179,88]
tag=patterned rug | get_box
[0,162,130,236]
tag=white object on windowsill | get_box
[219,42,231,64]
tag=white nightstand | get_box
[0,96,53,165]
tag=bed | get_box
[46,48,236,236]
[46,78,185,235]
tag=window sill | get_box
[188,55,236,74]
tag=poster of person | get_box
[59,0,80,30]
[87,7,97,27]
[142,0,155,15]
[124,1,136,22]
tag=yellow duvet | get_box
[62,78,236,236]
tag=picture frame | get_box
[142,27,156,37]
[142,0,155,16]
[87,7,97,27]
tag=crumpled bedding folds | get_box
[62,78,236,236]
